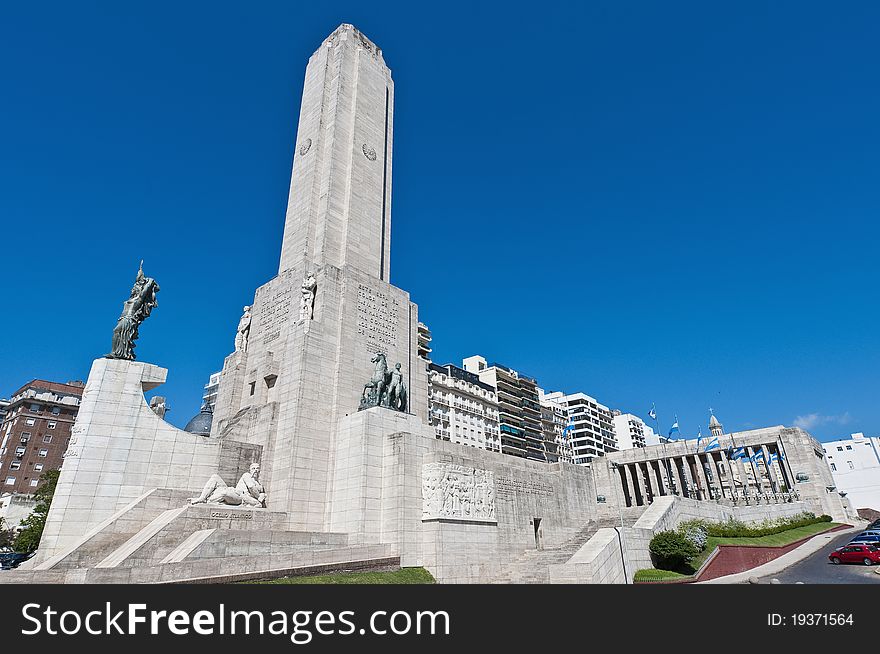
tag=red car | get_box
[828,544,880,566]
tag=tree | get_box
[649,530,700,571]
[0,516,15,549]
[13,469,60,553]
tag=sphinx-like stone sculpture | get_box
[106,261,160,361]
[189,463,267,508]
[359,352,408,412]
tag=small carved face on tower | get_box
[249,463,261,478]
[243,305,251,313]
[395,363,401,371]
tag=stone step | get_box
[160,529,216,564]
[95,507,188,568]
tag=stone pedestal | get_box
[35,358,261,565]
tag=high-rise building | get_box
[0,380,84,495]
[417,322,432,361]
[539,389,569,463]
[428,363,500,451]
[823,432,880,511]
[612,411,649,450]
[462,355,553,462]
[202,371,221,411]
[542,391,617,465]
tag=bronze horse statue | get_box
[359,352,407,412]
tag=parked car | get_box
[0,550,34,570]
[848,530,880,545]
[829,544,880,566]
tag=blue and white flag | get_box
[731,446,746,460]
[696,427,704,450]
[668,416,680,439]
[751,450,765,465]
[704,434,720,452]
[648,404,657,421]
[562,420,575,436]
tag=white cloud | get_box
[793,412,852,430]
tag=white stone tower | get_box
[211,24,427,532]
[709,410,723,439]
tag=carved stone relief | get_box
[422,463,496,522]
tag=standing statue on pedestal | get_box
[299,272,317,321]
[189,463,267,508]
[358,353,408,413]
[234,305,252,352]
[386,362,408,412]
[106,261,160,361]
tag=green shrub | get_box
[679,523,708,551]
[649,530,700,571]
[699,512,825,539]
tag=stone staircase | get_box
[488,517,624,584]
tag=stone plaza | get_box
[0,25,857,584]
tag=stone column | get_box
[617,464,632,508]
[745,446,762,500]
[718,449,736,499]
[625,464,643,506]
[638,462,654,504]
[761,444,780,497]
[675,457,691,499]
[652,460,667,496]
[772,441,793,493]
[693,454,712,500]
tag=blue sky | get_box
[1,2,877,441]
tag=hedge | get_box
[678,512,831,540]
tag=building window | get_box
[47,421,56,429]
[10,462,20,470]
[51,407,60,415]
[837,446,843,451]
[830,463,837,471]
[38,449,48,457]
[21,432,31,442]
[43,434,52,443]
[29,479,38,487]
[845,445,852,450]
[15,447,26,456]
[34,463,43,472]
[30,404,40,412]
[26,418,36,426]
[4,477,15,485]
[847,461,854,470]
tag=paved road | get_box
[760,531,880,584]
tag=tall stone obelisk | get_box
[211,24,427,532]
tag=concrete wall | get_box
[36,359,259,564]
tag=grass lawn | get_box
[633,568,690,582]
[247,567,436,585]
[637,521,843,581]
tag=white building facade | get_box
[428,363,501,452]
[612,411,649,450]
[542,391,617,465]
[823,432,880,511]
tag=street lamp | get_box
[609,462,630,584]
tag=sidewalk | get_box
[699,525,863,584]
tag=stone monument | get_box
[210,24,429,531]
[15,25,850,586]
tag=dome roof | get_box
[709,413,721,427]
[184,404,213,436]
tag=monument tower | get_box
[211,24,427,532]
